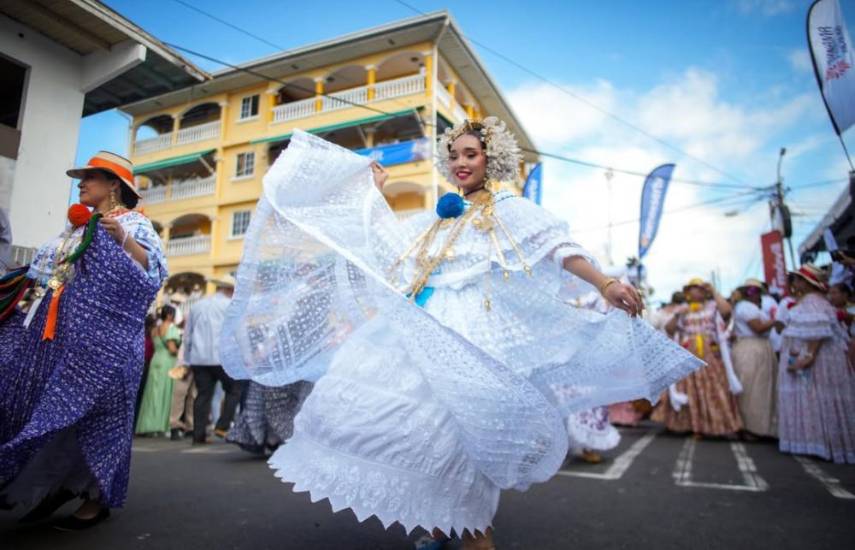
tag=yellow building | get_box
[121,11,538,301]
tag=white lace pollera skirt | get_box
[268,317,500,535]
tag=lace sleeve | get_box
[221,131,411,385]
[119,212,168,285]
[784,296,835,340]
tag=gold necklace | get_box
[389,190,534,311]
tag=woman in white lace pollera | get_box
[221,118,703,549]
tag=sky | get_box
[80,0,855,302]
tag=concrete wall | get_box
[0,14,85,248]
[0,15,144,249]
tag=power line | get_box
[165,41,779,193]
[531,149,763,190]
[391,0,754,189]
[164,0,768,192]
[571,189,768,233]
[788,177,848,191]
[168,0,286,51]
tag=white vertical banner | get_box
[808,0,855,135]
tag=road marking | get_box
[180,446,235,454]
[558,431,657,480]
[673,438,768,492]
[132,447,161,453]
[793,456,855,500]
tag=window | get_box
[0,55,27,129]
[235,152,255,178]
[239,95,259,120]
[231,211,252,238]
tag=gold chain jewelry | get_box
[390,190,536,312]
[599,277,619,296]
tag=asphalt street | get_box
[2,424,854,549]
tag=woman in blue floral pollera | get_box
[0,152,166,529]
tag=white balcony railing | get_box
[453,103,468,122]
[134,133,172,155]
[176,120,221,145]
[374,74,425,102]
[272,97,316,123]
[272,74,427,124]
[140,185,168,204]
[139,175,215,204]
[322,85,369,112]
[166,235,211,257]
[437,85,452,109]
[171,175,216,200]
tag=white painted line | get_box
[131,447,160,453]
[558,431,657,480]
[794,456,855,500]
[673,438,768,492]
[731,442,770,491]
[180,446,234,454]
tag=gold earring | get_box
[109,190,119,211]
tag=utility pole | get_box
[605,167,614,266]
[772,147,798,269]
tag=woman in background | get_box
[136,305,180,436]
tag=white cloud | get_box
[507,80,616,148]
[507,68,820,302]
[787,49,814,74]
[734,0,797,16]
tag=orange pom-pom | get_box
[68,204,93,227]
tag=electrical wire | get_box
[571,189,768,233]
[391,0,754,188]
[162,0,772,191]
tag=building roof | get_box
[118,10,538,161]
[0,0,209,115]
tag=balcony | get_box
[133,103,222,157]
[272,97,316,123]
[272,74,425,124]
[134,133,172,155]
[452,103,468,122]
[140,175,216,205]
[176,120,221,145]
[374,74,424,101]
[166,235,211,257]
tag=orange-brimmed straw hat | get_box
[790,264,828,292]
[67,151,140,198]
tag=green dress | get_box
[135,324,180,434]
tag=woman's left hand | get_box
[100,216,126,245]
[604,282,643,317]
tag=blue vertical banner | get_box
[638,163,675,259]
[523,163,543,204]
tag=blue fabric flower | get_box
[436,193,465,219]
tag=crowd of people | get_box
[0,117,851,550]
[134,276,310,455]
[641,266,854,465]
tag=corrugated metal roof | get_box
[0,0,210,115]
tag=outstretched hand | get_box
[604,282,643,317]
[371,162,388,191]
